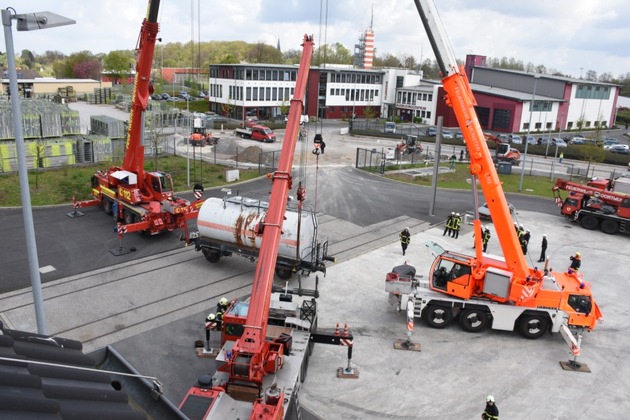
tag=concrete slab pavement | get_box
[300,211,628,419]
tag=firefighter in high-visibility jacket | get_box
[451,213,461,239]
[443,212,454,236]
[482,227,491,252]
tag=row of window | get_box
[523,120,608,131]
[575,85,610,100]
[329,72,381,84]
[396,91,434,105]
[531,100,553,112]
[329,88,379,102]
[245,86,295,102]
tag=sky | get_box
[6,0,629,79]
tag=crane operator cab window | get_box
[568,294,592,314]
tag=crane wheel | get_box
[580,215,599,230]
[424,305,453,329]
[517,314,549,339]
[459,308,488,333]
[103,199,113,215]
[600,219,619,235]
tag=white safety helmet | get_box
[575,251,581,257]
[456,213,460,217]
[206,313,215,321]
[451,212,455,215]
[542,234,547,237]
[219,297,228,306]
[486,395,495,403]
[519,224,524,228]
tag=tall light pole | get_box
[2,7,75,335]
[518,74,540,192]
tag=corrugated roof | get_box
[0,323,146,420]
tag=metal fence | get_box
[350,120,426,138]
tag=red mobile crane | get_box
[552,178,630,234]
[386,0,601,341]
[179,35,354,419]
[71,0,203,235]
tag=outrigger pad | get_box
[66,210,84,218]
[394,339,421,352]
[559,360,591,373]
[110,247,131,256]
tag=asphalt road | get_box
[0,163,557,294]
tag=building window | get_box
[330,88,334,96]
[246,69,252,80]
[246,87,252,101]
[266,87,271,101]
[252,87,258,101]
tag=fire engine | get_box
[179,35,354,419]
[71,0,204,236]
[386,0,601,342]
[552,178,630,234]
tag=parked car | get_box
[442,130,453,139]
[608,144,630,154]
[550,138,567,148]
[160,93,170,100]
[150,94,161,100]
[525,136,537,145]
[455,130,464,140]
[603,137,619,147]
[426,127,437,137]
[497,134,510,143]
[510,134,522,144]
[570,136,586,144]
[478,202,516,219]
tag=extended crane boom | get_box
[414,0,528,281]
[231,36,314,378]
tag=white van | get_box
[385,122,397,133]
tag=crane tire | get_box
[459,308,488,333]
[581,215,599,230]
[424,305,453,329]
[102,199,113,215]
[517,314,549,339]
[600,219,619,235]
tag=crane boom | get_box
[414,0,529,281]
[228,35,315,384]
[122,0,160,188]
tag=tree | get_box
[364,103,378,120]
[585,70,598,81]
[103,50,133,84]
[73,60,103,80]
[246,42,283,64]
[374,53,401,68]
[20,49,35,68]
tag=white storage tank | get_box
[196,196,318,261]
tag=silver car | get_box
[478,202,516,219]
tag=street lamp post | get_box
[518,74,541,192]
[2,7,75,335]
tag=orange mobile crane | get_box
[179,35,353,419]
[386,0,601,341]
[484,132,521,165]
[71,0,203,235]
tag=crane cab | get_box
[146,171,174,201]
[429,251,474,298]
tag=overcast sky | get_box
[7,0,629,78]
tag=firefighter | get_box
[482,227,491,253]
[400,227,411,256]
[216,297,229,315]
[569,251,582,272]
[451,213,461,239]
[443,212,454,236]
[205,313,217,350]
[481,395,499,420]
[522,230,531,255]
[537,234,548,263]
[449,154,457,170]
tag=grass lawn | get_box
[0,155,261,207]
